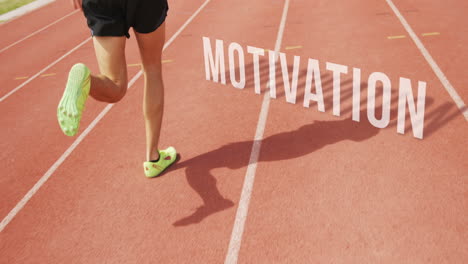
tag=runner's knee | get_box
[107,77,127,103]
[115,81,127,102]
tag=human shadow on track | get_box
[170,60,460,226]
[171,78,370,226]
[171,111,380,227]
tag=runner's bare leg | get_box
[134,22,166,161]
[90,36,128,103]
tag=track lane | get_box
[0,0,73,48]
[0,2,90,101]
[0,16,90,101]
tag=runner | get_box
[57,0,177,177]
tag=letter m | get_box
[203,37,226,84]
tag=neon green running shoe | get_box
[143,147,177,178]
[57,63,91,136]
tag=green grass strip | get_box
[0,0,36,16]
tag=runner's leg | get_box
[90,36,128,103]
[134,22,166,161]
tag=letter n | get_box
[397,78,426,139]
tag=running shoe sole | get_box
[57,63,91,136]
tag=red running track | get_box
[0,0,466,263]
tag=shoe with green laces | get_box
[143,147,177,178]
[57,63,91,136]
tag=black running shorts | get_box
[82,0,168,38]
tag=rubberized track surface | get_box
[0,0,466,263]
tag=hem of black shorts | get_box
[133,10,168,35]
[90,33,130,39]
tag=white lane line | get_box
[0,9,79,54]
[0,37,92,103]
[0,0,212,233]
[385,0,468,120]
[224,1,290,263]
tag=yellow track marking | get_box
[128,60,173,67]
[41,73,56,77]
[387,35,406,39]
[15,76,29,80]
[422,32,440,37]
[285,45,302,50]
[250,48,271,54]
